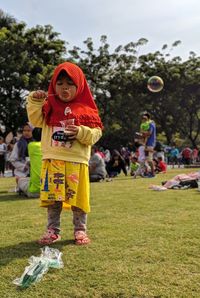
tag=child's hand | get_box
[65,125,79,139]
[32,90,47,101]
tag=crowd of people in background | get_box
[1,126,200,184]
[87,110,200,182]
[88,143,200,181]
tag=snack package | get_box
[13,246,63,288]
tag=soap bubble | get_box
[147,76,164,93]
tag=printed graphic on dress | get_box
[51,126,72,148]
[53,172,64,192]
[67,173,79,184]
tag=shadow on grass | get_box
[0,239,74,266]
[0,190,12,194]
[104,176,132,182]
[0,193,35,202]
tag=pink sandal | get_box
[37,229,61,245]
[74,231,91,245]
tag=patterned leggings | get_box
[47,201,87,234]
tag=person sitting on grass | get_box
[156,156,167,174]
[89,145,107,182]
[130,156,140,177]
[18,128,42,197]
[106,149,127,178]
[134,142,151,178]
[10,123,33,189]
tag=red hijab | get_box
[42,62,103,128]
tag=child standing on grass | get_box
[27,62,103,245]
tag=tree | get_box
[137,43,200,146]
[1,10,200,148]
[0,10,66,132]
[177,54,200,146]
[68,36,149,148]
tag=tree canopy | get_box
[0,10,66,131]
[1,9,200,148]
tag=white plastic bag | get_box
[13,246,63,288]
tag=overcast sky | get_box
[1,0,200,60]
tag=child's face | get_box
[55,77,77,102]
[142,116,148,122]
[22,125,32,139]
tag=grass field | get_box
[1,168,200,298]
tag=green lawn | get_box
[1,168,200,297]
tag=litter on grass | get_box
[13,246,63,288]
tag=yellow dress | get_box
[27,93,102,215]
[40,159,90,213]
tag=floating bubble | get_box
[147,76,164,93]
